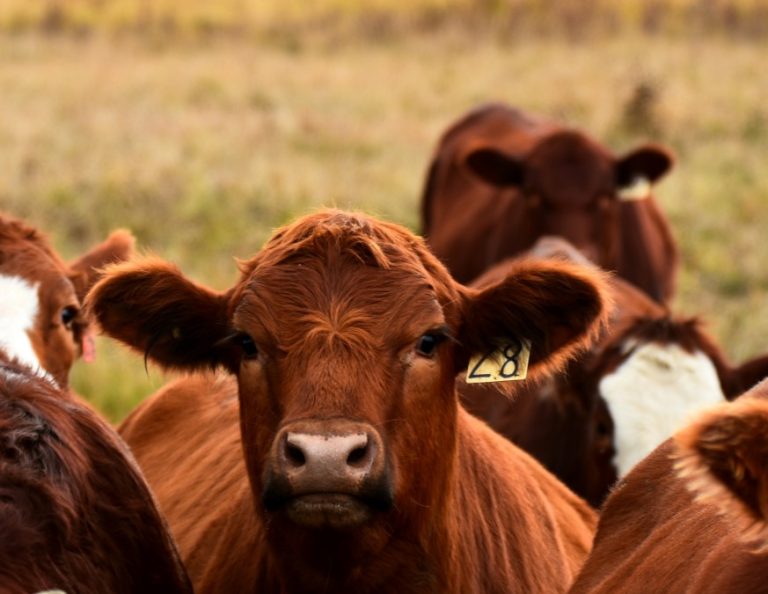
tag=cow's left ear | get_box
[456,260,610,379]
[616,144,674,186]
[674,386,768,543]
[68,229,136,303]
[463,146,525,188]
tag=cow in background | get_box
[569,379,768,594]
[421,103,678,303]
[460,239,768,506]
[88,210,610,594]
[0,212,134,387]
[0,353,192,594]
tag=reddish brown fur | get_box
[0,353,192,594]
[0,212,135,386]
[89,210,609,593]
[421,103,677,303]
[569,380,768,594]
[460,248,768,506]
[675,393,768,548]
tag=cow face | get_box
[583,318,728,482]
[0,215,134,386]
[463,131,673,266]
[88,211,608,544]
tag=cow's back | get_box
[0,360,191,594]
[119,373,267,593]
[569,441,765,594]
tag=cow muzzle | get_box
[262,419,393,530]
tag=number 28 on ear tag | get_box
[466,338,531,384]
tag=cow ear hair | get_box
[85,257,236,372]
[69,230,136,303]
[616,144,674,186]
[674,388,768,542]
[455,260,610,381]
[463,147,525,188]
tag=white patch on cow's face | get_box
[0,274,44,373]
[600,341,726,478]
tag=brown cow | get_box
[460,242,768,506]
[0,351,192,594]
[0,212,134,387]
[88,210,610,593]
[569,379,768,594]
[421,103,678,303]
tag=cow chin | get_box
[284,493,374,529]
[262,479,394,531]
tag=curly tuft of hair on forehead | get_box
[237,210,455,289]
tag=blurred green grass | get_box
[2,24,767,421]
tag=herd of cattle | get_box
[2,102,768,593]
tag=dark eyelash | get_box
[217,331,259,357]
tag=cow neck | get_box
[598,201,620,272]
[428,408,578,593]
[521,197,545,253]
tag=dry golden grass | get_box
[2,0,768,39]
[1,28,767,420]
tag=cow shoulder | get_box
[674,386,768,546]
[119,373,262,590]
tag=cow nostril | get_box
[346,445,368,467]
[285,443,306,467]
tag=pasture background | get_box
[2,0,768,421]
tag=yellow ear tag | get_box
[617,176,651,201]
[466,338,531,383]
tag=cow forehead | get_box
[232,211,460,356]
[527,132,614,204]
[235,257,445,353]
[0,236,73,289]
[0,245,79,314]
[599,341,725,478]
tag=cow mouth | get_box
[283,493,374,529]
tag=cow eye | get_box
[596,420,611,437]
[234,333,259,359]
[415,331,447,358]
[61,306,78,329]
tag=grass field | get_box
[2,22,767,421]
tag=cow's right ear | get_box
[463,146,525,188]
[455,259,611,381]
[616,144,674,186]
[674,387,768,546]
[85,258,235,372]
